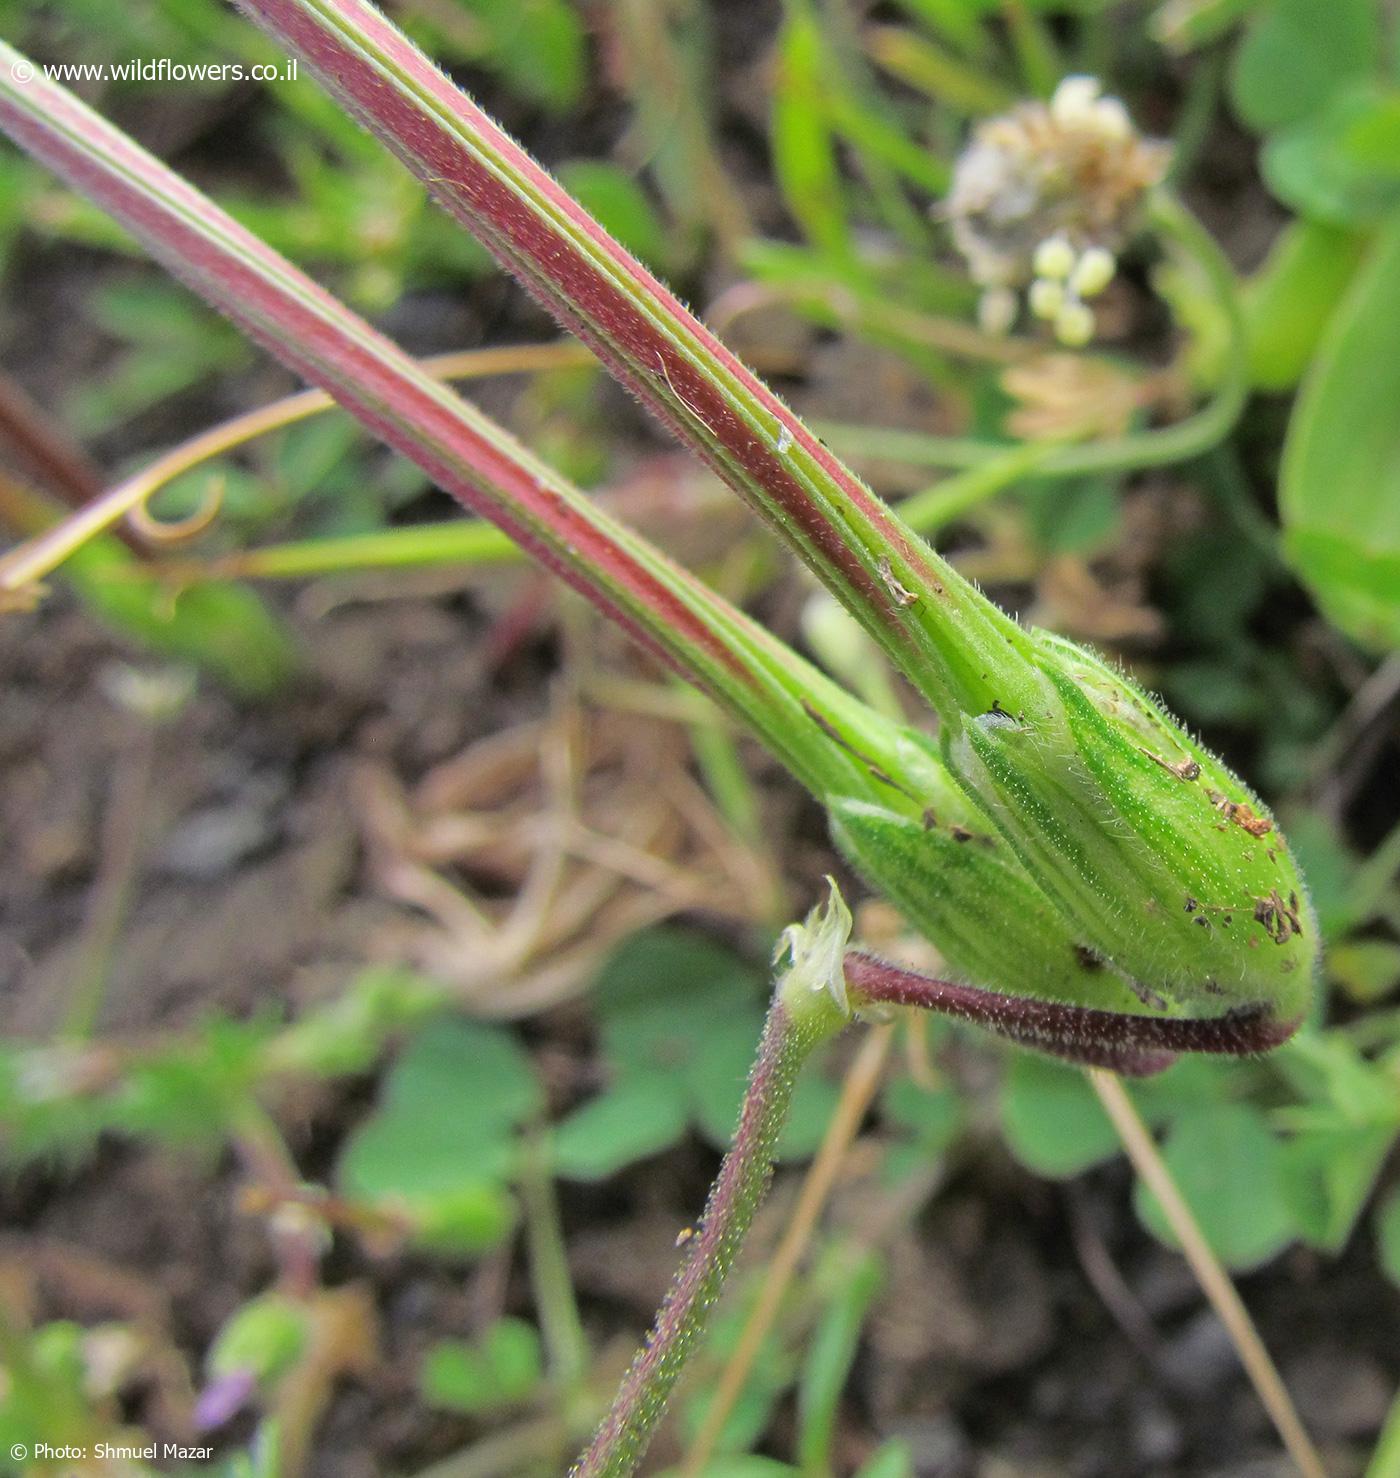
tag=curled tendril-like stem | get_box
[125,473,226,547]
[0,341,593,601]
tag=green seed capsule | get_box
[830,795,1148,1015]
[941,630,1316,1022]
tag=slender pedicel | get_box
[843,952,1300,1077]
[570,887,852,1478]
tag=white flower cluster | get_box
[948,75,1166,348]
[1025,234,1115,347]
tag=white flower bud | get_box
[1028,277,1065,320]
[1033,235,1076,281]
[1054,299,1095,347]
[1091,97,1133,141]
[1050,75,1103,128]
[776,876,853,1020]
[1070,245,1116,298]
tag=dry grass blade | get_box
[1089,1069,1328,1478]
[354,691,774,1016]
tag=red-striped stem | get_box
[0,39,1310,1063]
[0,42,889,808]
[232,0,1046,728]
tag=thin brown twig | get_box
[0,368,104,505]
[1065,1186,1160,1363]
[1088,1070,1328,1478]
[0,369,147,556]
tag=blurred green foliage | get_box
[420,1319,546,1416]
[337,1017,539,1253]
[1281,215,1400,650]
[551,928,841,1181]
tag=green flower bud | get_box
[831,796,1146,1015]
[939,629,1316,1022]
[822,717,1148,1016]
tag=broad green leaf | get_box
[208,1294,309,1381]
[335,1017,537,1250]
[1375,1185,1400,1287]
[1242,218,1368,390]
[1134,1103,1298,1269]
[999,1053,1119,1178]
[685,1019,755,1146]
[565,928,837,1177]
[1283,530,1400,647]
[1264,85,1400,224]
[413,1185,517,1254]
[551,1074,689,1181]
[1272,1030,1400,1124]
[378,1018,541,1128]
[338,1109,513,1197]
[420,1319,543,1414]
[592,928,764,1072]
[1130,1053,1237,1121]
[1280,1123,1397,1250]
[1280,212,1400,649]
[1230,0,1377,134]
